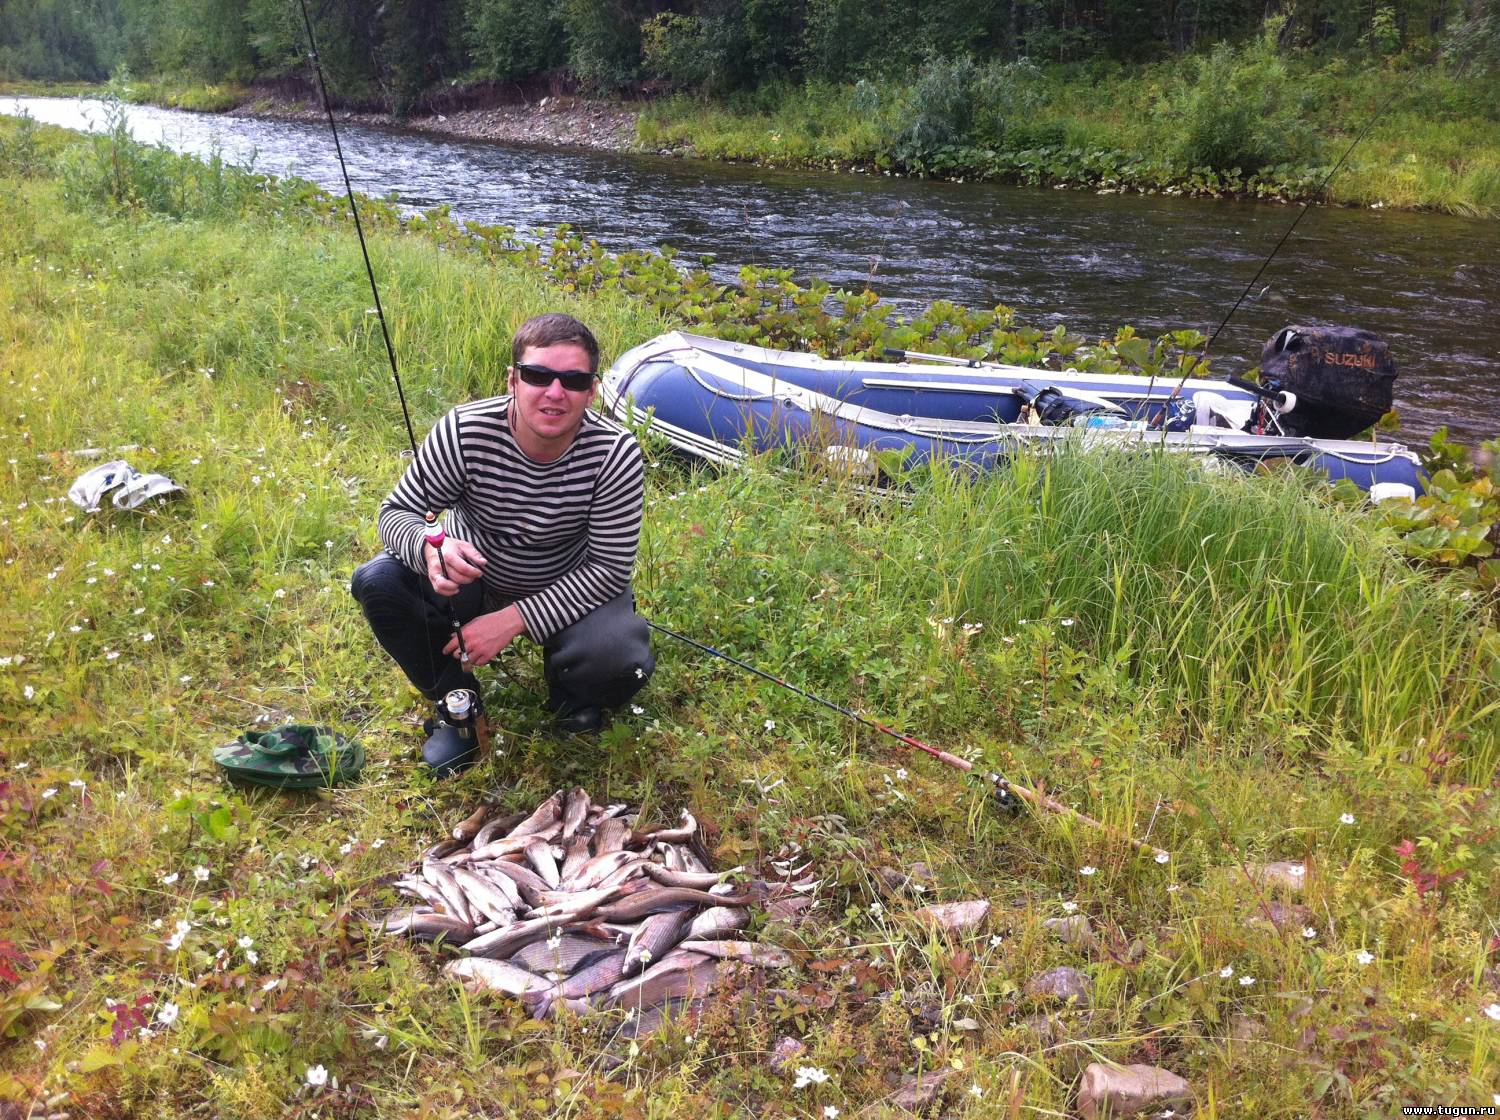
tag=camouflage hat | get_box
[213,724,365,790]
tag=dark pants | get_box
[349,552,654,714]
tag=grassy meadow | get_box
[1,117,1498,1117]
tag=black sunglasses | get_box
[514,363,596,393]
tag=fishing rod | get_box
[647,620,1170,861]
[1168,72,1417,403]
[295,0,472,669]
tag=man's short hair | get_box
[511,313,601,374]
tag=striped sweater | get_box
[377,397,645,642]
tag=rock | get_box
[1241,900,1312,933]
[1242,860,1309,895]
[768,1035,806,1072]
[1229,1014,1264,1042]
[916,899,991,933]
[1025,966,1091,1008]
[891,1067,958,1111]
[1042,914,1098,950]
[1076,1063,1192,1118]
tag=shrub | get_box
[463,0,564,82]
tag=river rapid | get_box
[7,95,1498,443]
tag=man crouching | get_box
[351,313,654,775]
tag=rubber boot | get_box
[548,688,603,735]
[422,688,485,776]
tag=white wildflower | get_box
[793,1065,830,1089]
[823,1107,840,1119]
[161,872,179,885]
[630,705,644,715]
[41,787,57,799]
[304,1064,328,1088]
[988,935,1003,948]
[1482,1003,1500,1022]
[969,1083,983,1098]
[140,632,154,642]
[1079,865,1097,876]
[1218,966,1234,979]
[894,768,907,780]
[1155,851,1169,864]
[245,949,258,965]
[764,719,776,731]
[1355,950,1375,966]
[338,842,353,856]
[1238,975,1255,987]
[238,936,255,949]
[193,865,210,882]
[23,685,34,701]
[1302,927,1317,940]
[1339,812,1355,825]
[1061,901,1078,913]
[156,1001,179,1027]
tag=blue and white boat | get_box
[602,331,1425,496]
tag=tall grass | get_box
[1,128,1496,1117]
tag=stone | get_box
[1076,1062,1193,1118]
[1042,914,1098,950]
[768,1035,806,1072]
[1243,860,1309,895]
[916,899,991,934]
[891,1067,958,1111]
[1025,966,1091,1008]
[1241,900,1312,933]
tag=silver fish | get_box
[677,940,793,968]
[505,790,564,838]
[511,932,618,974]
[622,908,692,978]
[682,906,751,941]
[564,848,644,891]
[561,787,591,841]
[451,803,494,843]
[607,948,719,1011]
[644,809,698,845]
[471,810,528,849]
[553,948,629,1004]
[468,865,526,910]
[463,915,559,959]
[444,957,554,998]
[596,887,753,923]
[394,878,450,912]
[642,863,732,891]
[450,867,518,927]
[476,859,549,905]
[525,838,561,888]
[451,833,538,864]
[559,834,593,882]
[591,818,630,857]
[423,861,476,926]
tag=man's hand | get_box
[443,605,527,668]
[425,536,487,597]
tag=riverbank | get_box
[2,115,1497,1117]
[9,44,1500,216]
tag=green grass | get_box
[637,56,1500,216]
[1,128,1497,1117]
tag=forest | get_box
[3,0,1498,114]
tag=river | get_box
[6,95,1498,443]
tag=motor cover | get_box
[1259,326,1396,439]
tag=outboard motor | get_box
[1258,326,1396,439]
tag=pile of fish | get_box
[371,788,799,1025]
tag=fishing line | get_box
[295,0,472,665]
[1165,72,1416,411]
[646,620,1170,859]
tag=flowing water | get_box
[7,95,1498,443]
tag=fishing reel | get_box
[985,773,1025,817]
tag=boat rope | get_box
[295,0,471,666]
